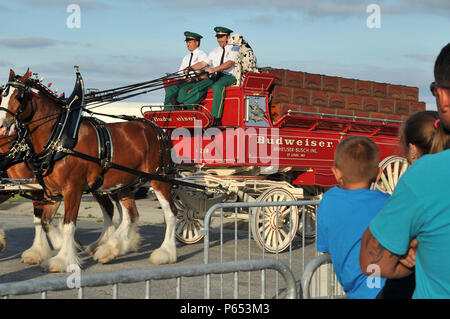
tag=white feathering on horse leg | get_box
[86,204,116,256]
[149,190,177,265]
[0,228,6,252]
[93,202,140,264]
[21,216,52,264]
[46,220,64,250]
[41,222,80,273]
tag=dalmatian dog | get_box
[228,33,259,86]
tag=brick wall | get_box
[260,67,426,123]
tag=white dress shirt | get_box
[179,47,208,72]
[207,44,239,77]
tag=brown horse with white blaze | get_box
[0,69,178,272]
[0,124,118,264]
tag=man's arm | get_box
[190,61,209,71]
[360,228,414,279]
[206,61,235,74]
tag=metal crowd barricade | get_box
[0,259,297,299]
[301,254,346,299]
[202,200,320,299]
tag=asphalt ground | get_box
[0,193,316,299]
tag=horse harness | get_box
[0,126,31,172]
[3,73,179,199]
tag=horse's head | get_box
[0,69,31,137]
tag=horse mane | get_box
[30,80,65,106]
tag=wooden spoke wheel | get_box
[250,187,299,253]
[174,193,205,244]
[297,204,317,239]
[371,156,408,195]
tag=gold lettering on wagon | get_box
[256,135,334,157]
[152,116,172,122]
[176,116,196,121]
[152,116,198,122]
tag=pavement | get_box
[0,192,315,299]
[0,192,166,225]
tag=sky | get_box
[0,0,449,113]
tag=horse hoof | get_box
[98,254,118,264]
[94,240,120,263]
[46,265,63,273]
[21,247,51,265]
[41,257,74,273]
[0,238,6,252]
[149,248,177,265]
[21,257,40,265]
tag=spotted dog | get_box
[228,33,259,86]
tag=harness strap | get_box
[66,148,208,190]
[83,117,114,192]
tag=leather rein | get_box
[0,78,191,200]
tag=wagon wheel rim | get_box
[251,188,299,253]
[297,204,317,239]
[173,192,204,244]
[371,156,408,195]
[175,208,204,244]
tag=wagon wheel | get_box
[250,187,299,253]
[371,156,409,195]
[174,192,205,244]
[297,204,317,239]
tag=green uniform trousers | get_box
[163,81,197,110]
[177,74,237,118]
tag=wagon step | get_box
[0,181,43,191]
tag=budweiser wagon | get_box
[142,69,424,253]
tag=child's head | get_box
[333,136,380,187]
[399,110,450,164]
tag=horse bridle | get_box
[1,78,32,122]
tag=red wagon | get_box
[142,72,409,252]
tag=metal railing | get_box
[0,259,297,299]
[202,200,320,298]
[301,254,346,299]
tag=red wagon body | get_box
[143,72,403,188]
[142,72,408,251]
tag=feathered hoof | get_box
[41,256,75,273]
[93,239,121,264]
[149,247,177,265]
[22,257,41,265]
[0,229,6,252]
[21,247,50,265]
[128,231,141,253]
[0,237,6,252]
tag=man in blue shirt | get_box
[360,43,450,298]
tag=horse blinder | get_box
[3,80,32,122]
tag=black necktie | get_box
[220,47,225,65]
[188,52,193,67]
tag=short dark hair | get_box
[434,43,450,84]
[334,136,380,184]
